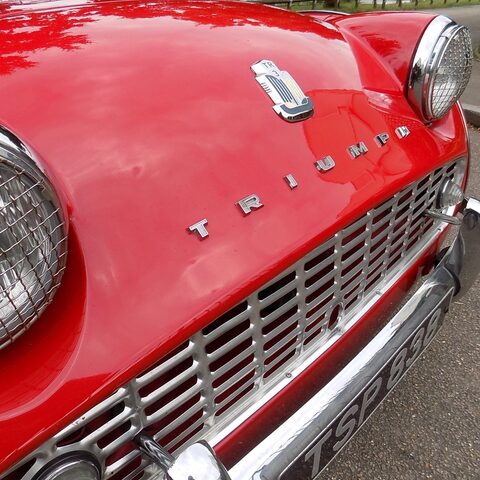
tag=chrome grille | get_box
[3,160,462,480]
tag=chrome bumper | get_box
[139,197,480,480]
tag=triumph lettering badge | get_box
[251,60,314,122]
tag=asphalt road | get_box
[321,126,480,478]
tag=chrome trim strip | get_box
[0,125,32,157]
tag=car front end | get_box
[0,1,478,479]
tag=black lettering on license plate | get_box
[281,291,453,480]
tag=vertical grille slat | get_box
[136,343,194,386]
[257,278,298,306]
[214,377,257,413]
[202,308,250,342]
[104,452,145,480]
[263,311,301,343]
[209,344,256,378]
[143,382,203,418]
[8,161,463,480]
[260,293,298,325]
[206,329,253,362]
[265,326,300,358]
[213,363,257,397]
[146,398,208,427]
[101,426,138,457]
[305,283,336,309]
[265,343,298,376]
[163,414,208,452]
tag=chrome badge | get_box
[187,125,413,240]
[251,60,314,123]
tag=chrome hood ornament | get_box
[251,60,314,123]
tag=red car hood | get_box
[0,0,467,469]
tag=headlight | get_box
[35,456,100,480]
[0,127,67,350]
[408,16,473,122]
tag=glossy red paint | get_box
[328,12,435,91]
[0,0,468,472]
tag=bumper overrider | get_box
[135,198,480,480]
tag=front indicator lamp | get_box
[425,178,465,225]
[35,456,100,480]
[438,178,465,209]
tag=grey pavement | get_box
[322,126,480,479]
[424,6,480,108]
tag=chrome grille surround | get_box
[3,160,464,480]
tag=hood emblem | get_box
[315,156,336,173]
[187,125,413,240]
[237,194,264,215]
[251,60,314,123]
[188,218,209,239]
[348,142,369,159]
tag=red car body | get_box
[0,1,474,479]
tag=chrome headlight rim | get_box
[0,126,68,350]
[0,130,66,219]
[408,15,473,123]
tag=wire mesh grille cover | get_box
[0,155,67,350]
[4,161,461,480]
[430,26,473,119]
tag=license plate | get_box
[280,290,454,480]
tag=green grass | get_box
[287,0,480,13]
